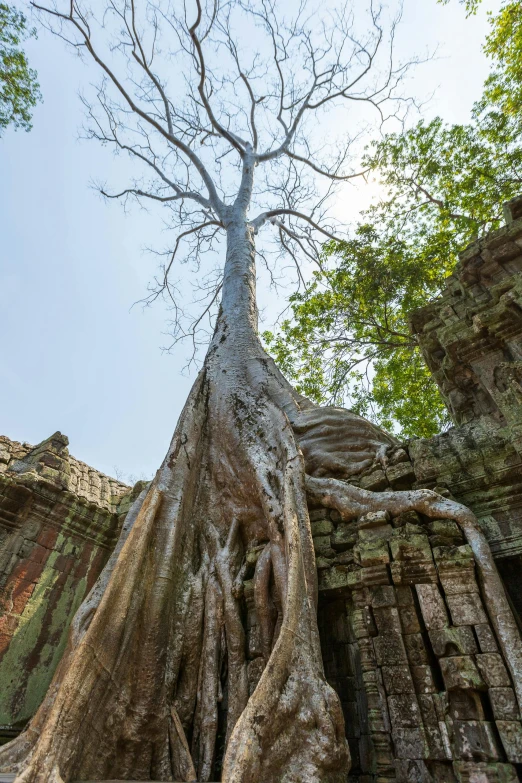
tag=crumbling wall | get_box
[0,432,134,741]
[294,451,522,783]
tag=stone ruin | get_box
[3,195,522,781]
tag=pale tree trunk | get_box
[1,215,521,783]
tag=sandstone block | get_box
[425,724,450,760]
[399,604,422,635]
[395,759,431,783]
[371,585,396,608]
[382,665,415,695]
[429,626,478,657]
[474,624,498,653]
[392,727,430,759]
[475,654,511,688]
[311,518,333,536]
[416,584,449,630]
[391,561,438,586]
[360,470,388,491]
[388,693,423,728]
[352,607,377,639]
[496,721,522,762]
[386,461,416,489]
[439,656,485,691]
[411,665,437,694]
[331,523,357,552]
[396,585,415,606]
[358,539,390,567]
[361,564,391,586]
[446,594,487,626]
[393,510,423,528]
[374,633,408,666]
[373,606,402,635]
[405,633,430,666]
[313,534,335,555]
[428,762,457,783]
[488,688,519,721]
[449,691,486,721]
[309,508,331,522]
[358,637,378,671]
[358,509,390,528]
[418,694,438,726]
[390,530,433,564]
[453,720,502,761]
[453,762,518,783]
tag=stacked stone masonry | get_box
[0,432,135,741]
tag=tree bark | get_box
[1,217,519,782]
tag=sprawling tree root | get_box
[2,224,520,782]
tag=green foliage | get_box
[263,220,453,439]
[0,3,41,134]
[265,0,522,439]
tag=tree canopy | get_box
[264,0,522,440]
[0,3,41,134]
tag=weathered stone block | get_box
[391,528,433,563]
[373,606,402,635]
[416,584,449,630]
[392,727,430,759]
[358,509,390,528]
[496,720,522,762]
[427,519,463,541]
[418,694,438,726]
[405,633,430,666]
[425,724,450,760]
[386,461,416,489]
[361,564,391,586]
[352,607,377,639]
[358,637,378,671]
[371,585,396,608]
[449,691,486,721]
[453,720,502,761]
[358,539,390,567]
[446,594,487,626]
[439,656,485,691]
[475,654,511,688]
[382,665,415,695]
[395,759,431,783]
[311,518,334,536]
[388,693,423,728]
[474,624,498,653]
[397,585,415,606]
[374,633,408,666]
[453,762,518,783]
[313,534,334,556]
[411,665,437,694]
[393,510,423,529]
[429,626,477,657]
[360,470,388,490]
[400,604,422,635]
[331,523,357,552]
[391,561,438,586]
[428,762,457,783]
[488,688,519,721]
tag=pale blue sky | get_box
[0,0,501,480]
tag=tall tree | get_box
[1,2,521,782]
[0,3,41,134]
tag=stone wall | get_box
[0,432,135,741]
[408,193,522,620]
